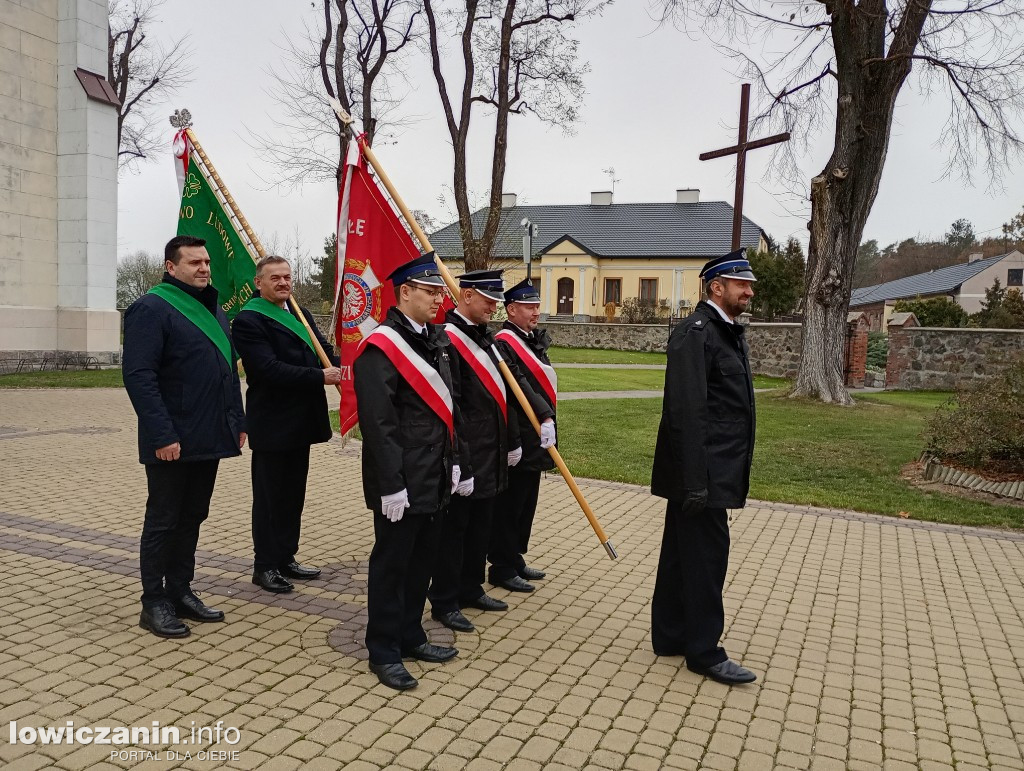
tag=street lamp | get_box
[521,218,539,281]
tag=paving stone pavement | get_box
[1,388,1024,771]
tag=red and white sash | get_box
[362,326,454,438]
[445,323,508,421]
[495,329,558,406]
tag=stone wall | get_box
[521,321,671,352]
[314,313,1024,390]
[313,316,808,377]
[886,323,1024,390]
[746,323,802,378]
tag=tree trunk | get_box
[791,1,929,403]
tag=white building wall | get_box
[0,0,119,359]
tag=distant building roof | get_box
[850,253,1012,306]
[428,201,764,260]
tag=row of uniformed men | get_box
[123,240,559,692]
[354,253,559,691]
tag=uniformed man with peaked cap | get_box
[429,269,554,633]
[355,252,464,691]
[650,248,759,685]
[488,278,557,592]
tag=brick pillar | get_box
[885,312,920,389]
[845,315,868,387]
[844,313,868,387]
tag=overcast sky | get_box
[116,1,1024,261]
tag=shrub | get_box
[925,357,1024,474]
[892,296,969,327]
[620,297,658,324]
[867,332,888,370]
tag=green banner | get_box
[176,155,256,319]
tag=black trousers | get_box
[251,447,311,571]
[488,468,541,583]
[428,495,494,614]
[140,459,220,607]
[366,509,442,664]
[651,503,730,668]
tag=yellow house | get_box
[429,190,768,320]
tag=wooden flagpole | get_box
[183,126,340,390]
[331,106,617,560]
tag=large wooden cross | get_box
[699,83,790,250]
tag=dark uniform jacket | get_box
[651,300,756,508]
[123,274,246,464]
[494,322,556,472]
[354,307,459,515]
[445,310,554,499]
[232,293,339,452]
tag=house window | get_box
[604,278,622,305]
[639,278,658,302]
[529,277,541,299]
[1009,269,1023,287]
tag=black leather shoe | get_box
[174,593,225,622]
[369,662,418,691]
[464,593,508,611]
[252,568,294,594]
[494,575,535,593]
[687,659,757,685]
[139,603,190,639]
[519,565,546,581]
[403,643,459,663]
[431,610,475,632]
[280,561,321,579]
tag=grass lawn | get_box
[548,346,667,365]
[0,369,124,388]
[555,368,789,393]
[555,391,1022,530]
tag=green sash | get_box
[148,283,233,366]
[241,297,316,355]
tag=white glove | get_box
[540,420,556,449]
[381,489,410,523]
[507,446,523,467]
[451,464,461,493]
[455,476,475,496]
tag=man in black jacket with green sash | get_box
[232,255,341,595]
[124,235,247,639]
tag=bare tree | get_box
[423,0,610,271]
[107,0,192,172]
[252,0,421,191]
[660,0,1024,404]
[116,250,164,308]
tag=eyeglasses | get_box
[413,285,447,298]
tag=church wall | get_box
[0,0,120,360]
[0,0,61,353]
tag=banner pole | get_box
[184,127,340,388]
[341,126,617,560]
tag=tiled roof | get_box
[428,201,764,260]
[850,253,1011,306]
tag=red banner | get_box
[335,151,420,435]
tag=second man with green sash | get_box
[233,255,341,594]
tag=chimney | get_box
[676,188,700,204]
[591,190,613,206]
[968,252,984,263]
[502,192,517,208]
